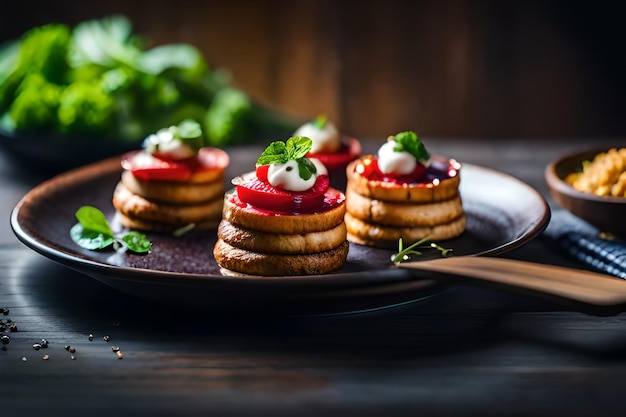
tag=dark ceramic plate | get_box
[10,150,550,315]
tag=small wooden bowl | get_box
[545,148,626,236]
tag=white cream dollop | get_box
[294,121,341,153]
[143,128,196,160]
[267,159,328,192]
[129,151,160,169]
[377,139,424,175]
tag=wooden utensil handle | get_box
[397,257,626,316]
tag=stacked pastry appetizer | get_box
[214,136,349,276]
[112,120,229,232]
[345,131,465,248]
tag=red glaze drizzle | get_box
[232,183,344,215]
[355,155,460,186]
[235,173,344,214]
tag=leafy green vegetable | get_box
[138,43,205,75]
[392,131,430,161]
[9,74,62,130]
[0,40,21,114]
[203,87,252,146]
[392,238,452,264]
[18,23,71,85]
[70,15,141,68]
[58,80,115,135]
[0,15,298,148]
[71,206,151,254]
[0,41,19,86]
[0,24,71,125]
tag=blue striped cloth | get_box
[546,210,626,279]
[554,231,626,279]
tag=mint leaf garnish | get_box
[70,223,115,250]
[285,136,312,159]
[121,231,152,253]
[71,206,151,254]
[175,119,203,140]
[257,141,289,165]
[312,114,327,129]
[145,119,204,155]
[75,205,113,237]
[256,136,316,180]
[297,158,317,181]
[392,131,430,161]
[172,119,204,151]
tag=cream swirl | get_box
[143,128,196,160]
[377,139,429,175]
[267,159,328,192]
[294,120,341,153]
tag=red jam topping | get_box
[307,137,361,172]
[121,147,229,182]
[231,186,345,216]
[356,155,460,185]
[235,174,339,214]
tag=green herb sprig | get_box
[175,119,203,140]
[256,136,317,180]
[392,237,452,264]
[70,206,151,254]
[391,131,430,161]
[173,223,196,237]
[147,119,204,154]
[312,114,327,130]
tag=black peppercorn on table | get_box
[2,137,626,417]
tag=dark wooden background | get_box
[2,0,625,139]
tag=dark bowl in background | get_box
[0,129,140,174]
[545,148,626,237]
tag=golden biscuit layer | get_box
[121,171,224,204]
[345,159,461,203]
[214,239,349,277]
[222,190,346,234]
[218,220,347,255]
[345,158,465,248]
[214,189,348,276]
[112,181,223,233]
[345,212,466,249]
[345,188,463,227]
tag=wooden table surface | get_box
[2,137,626,416]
